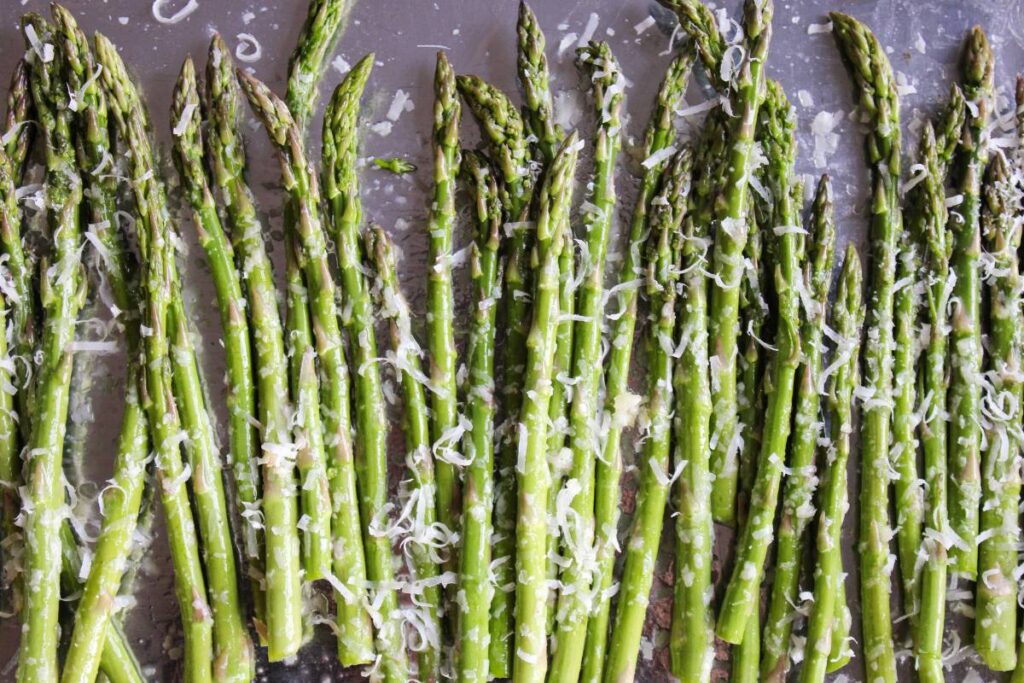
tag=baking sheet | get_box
[2,0,1024,680]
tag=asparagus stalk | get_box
[546,41,623,683]
[171,56,262,591]
[454,73,532,678]
[363,225,444,681]
[96,32,216,683]
[15,15,88,681]
[660,0,774,525]
[1013,74,1024,683]
[286,0,353,128]
[517,0,562,164]
[603,148,691,683]
[975,151,1021,671]
[425,52,462,582]
[2,58,36,447]
[666,142,716,683]
[716,80,800,644]
[948,26,993,577]
[760,175,836,680]
[322,57,410,683]
[237,69,369,663]
[509,132,579,683]
[455,151,503,683]
[800,245,863,683]
[830,14,902,680]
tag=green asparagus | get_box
[800,245,863,683]
[604,148,691,683]
[948,26,993,577]
[579,51,693,683]
[286,0,354,128]
[517,0,561,163]
[455,151,502,683]
[831,13,902,681]
[547,40,623,683]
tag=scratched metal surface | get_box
[0,0,1023,680]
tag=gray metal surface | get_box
[0,0,1023,680]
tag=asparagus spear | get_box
[96,32,216,683]
[363,225,444,681]
[716,80,799,644]
[517,0,562,164]
[455,73,532,678]
[660,0,774,525]
[237,69,369,663]
[830,14,902,681]
[322,57,410,682]
[546,41,623,683]
[509,132,579,683]
[975,151,1021,671]
[666,142,716,683]
[800,246,863,683]
[425,52,462,585]
[455,151,503,683]
[4,58,34,174]
[948,26,993,577]
[286,0,353,128]
[1012,74,1024,683]
[603,148,691,683]
[579,51,693,683]
[15,15,87,681]
[760,175,836,680]
[172,55,261,588]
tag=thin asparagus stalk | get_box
[0,151,18,612]
[237,69,366,663]
[16,15,87,681]
[95,32,215,683]
[659,0,774,525]
[667,146,716,683]
[455,73,532,679]
[830,14,901,681]
[517,0,562,163]
[547,41,623,683]
[761,175,836,681]
[800,245,863,683]
[455,151,503,683]
[603,148,691,683]
[171,56,261,588]
[363,225,444,681]
[2,58,36,447]
[321,57,410,683]
[716,80,800,644]
[425,52,462,585]
[975,151,1021,671]
[510,132,579,683]
[947,26,993,577]
[286,0,353,129]
[579,51,693,683]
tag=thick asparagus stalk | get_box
[716,80,800,644]
[510,132,579,683]
[659,0,774,524]
[286,0,353,128]
[425,52,462,581]
[579,52,693,683]
[975,151,1021,671]
[15,15,87,681]
[96,31,215,683]
[363,225,444,681]
[454,73,532,678]
[237,69,369,663]
[800,245,863,683]
[455,151,503,683]
[947,26,993,577]
[322,57,410,683]
[760,174,836,680]
[603,148,691,683]
[830,14,901,681]
[546,40,623,683]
